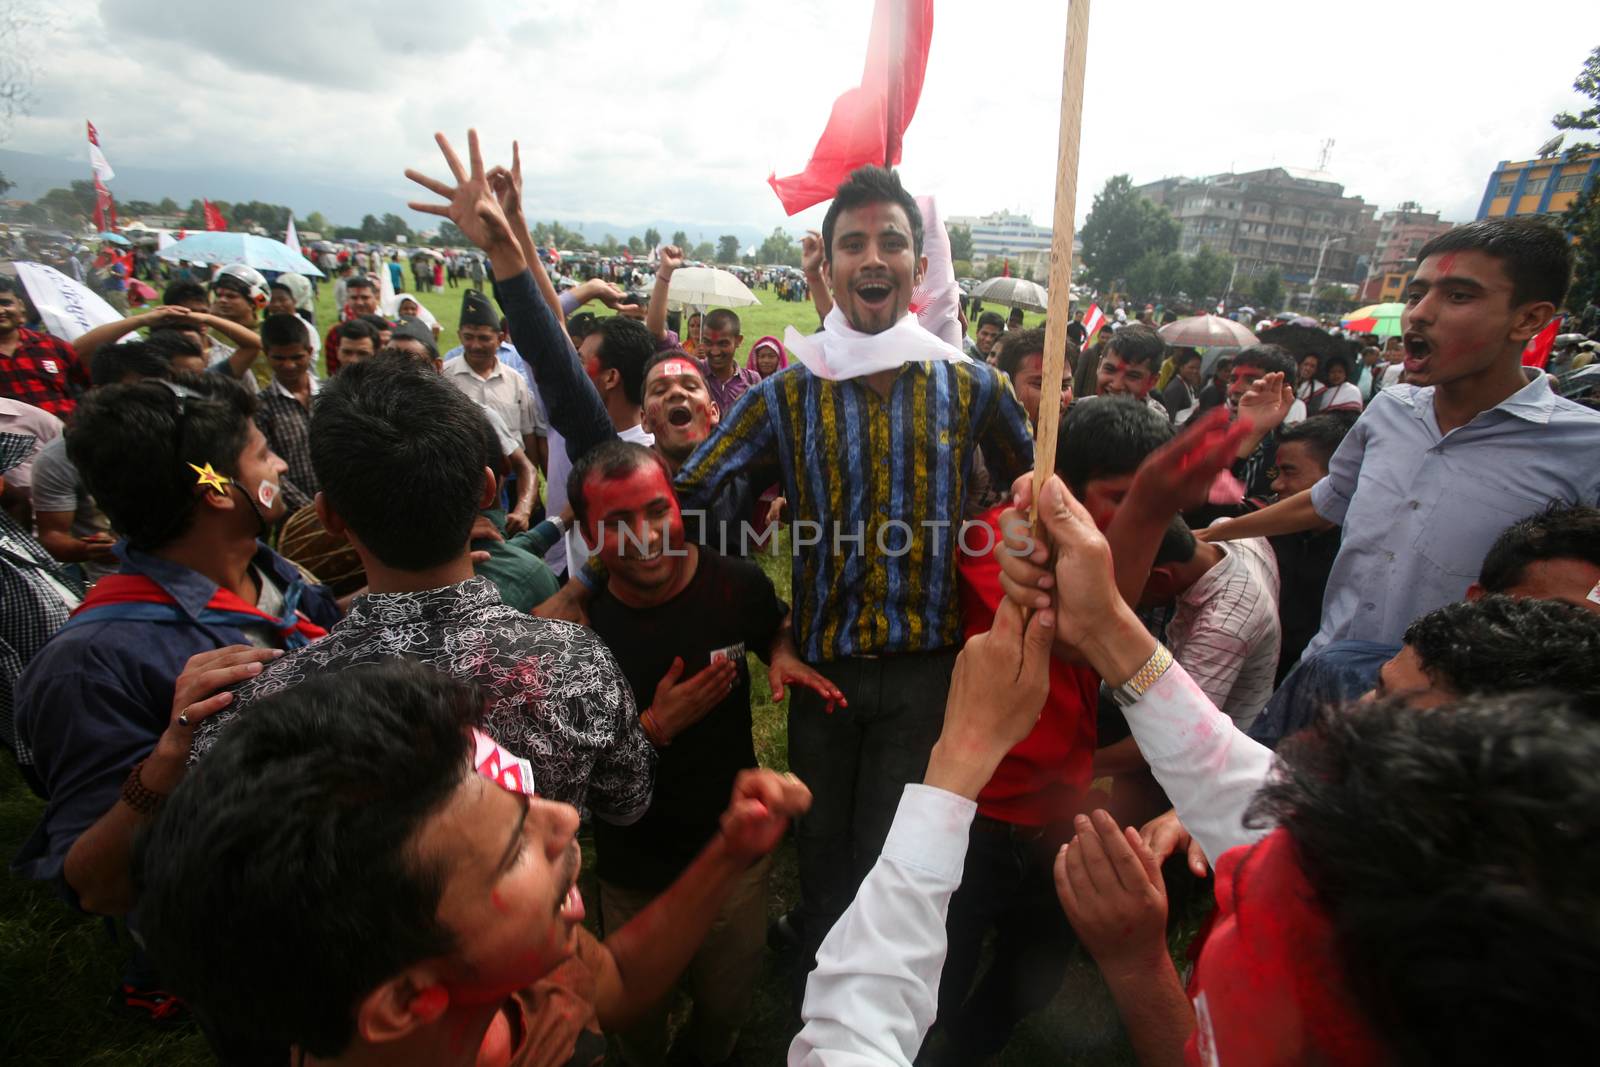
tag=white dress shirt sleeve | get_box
[1122,660,1275,865]
[788,784,976,1067]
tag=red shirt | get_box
[0,328,91,418]
[324,322,343,375]
[958,506,1100,826]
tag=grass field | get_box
[0,280,1152,1066]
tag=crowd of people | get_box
[3,130,1600,1067]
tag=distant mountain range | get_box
[0,146,773,248]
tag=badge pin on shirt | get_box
[257,479,279,510]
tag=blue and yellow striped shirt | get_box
[675,359,1034,662]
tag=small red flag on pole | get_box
[203,199,228,232]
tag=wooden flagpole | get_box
[1031,0,1092,525]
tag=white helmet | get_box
[212,264,270,309]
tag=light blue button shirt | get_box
[1308,375,1600,653]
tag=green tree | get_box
[1079,175,1180,290]
[159,197,181,216]
[1185,247,1232,303]
[947,224,973,263]
[627,235,644,255]
[599,234,620,256]
[758,227,799,266]
[1566,189,1600,311]
[691,241,716,262]
[672,230,689,248]
[717,234,741,263]
[1554,46,1600,310]
[380,213,412,241]
[1250,268,1284,311]
[38,180,97,223]
[0,172,11,198]
[435,221,467,246]
[644,227,661,250]
[952,259,974,278]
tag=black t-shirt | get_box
[587,548,787,891]
[1269,526,1342,684]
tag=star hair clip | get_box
[188,462,233,496]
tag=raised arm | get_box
[646,246,684,343]
[72,307,178,362]
[801,231,834,321]
[407,130,616,460]
[195,311,264,379]
[590,769,810,1029]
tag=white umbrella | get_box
[972,276,1048,312]
[1158,314,1257,348]
[665,267,760,309]
[156,232,325,277]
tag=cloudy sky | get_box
[8,0,1596,235]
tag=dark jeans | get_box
[788,649,957,962]
[921,815,1079,1064]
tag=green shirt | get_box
[472,509,561,613]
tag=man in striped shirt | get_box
[674,166,1034,975]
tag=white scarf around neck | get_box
[784,306,971,382]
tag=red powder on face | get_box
[1435,252,1458,277]
[490,889,509,914]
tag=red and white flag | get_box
[203,199,228,231]
[768,0,934,215]
[285,216,300,253]
[1082,303,1106,342]
[86,120,115,182]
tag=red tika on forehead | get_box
[472,728,536,797]
[656,359,697,379]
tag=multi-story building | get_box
[1359,203,1456,302]
[945,210,1053,265]
[1136,168,1376,288]
[1477,151,1599,220]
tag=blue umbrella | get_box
[156,232,325,277]
[96,231,130,246]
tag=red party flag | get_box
[203,199,228,231]
[92,174,116,232]
[1522,317,1561,369]
[1001,258,1010,278]
[767,0,934,215]
[1082,303,1106,341]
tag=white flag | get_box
[285,216,300,253]
[13,260,123,341]
[86,120,115,182]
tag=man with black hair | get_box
[1092,323,1167,416]
[410,144,1032,981]
[571,440,838,1065]
[1208,217,1600,656]
[1215,343,1303,507]
[144,329,207,375]
[1266,414,1356,680]
[13,371,333,916]
[333,317,380,367]
[142,660,812,1067]
[1159,348,1203,425]
[32,341,187,582]
[256,313,323,512]
[1140,514,1280,729]
[324,274,380,374]
[694,307,760,415]
[543,314,657,575]
[1007,306,1024,332]
[160,279,208,310]
[1472,502,1600,609]
[192,354,651,823]
[994,327,1071,432]
[0,276,91,418]
[975,310,1005,362]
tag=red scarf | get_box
[68,573,328,648]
